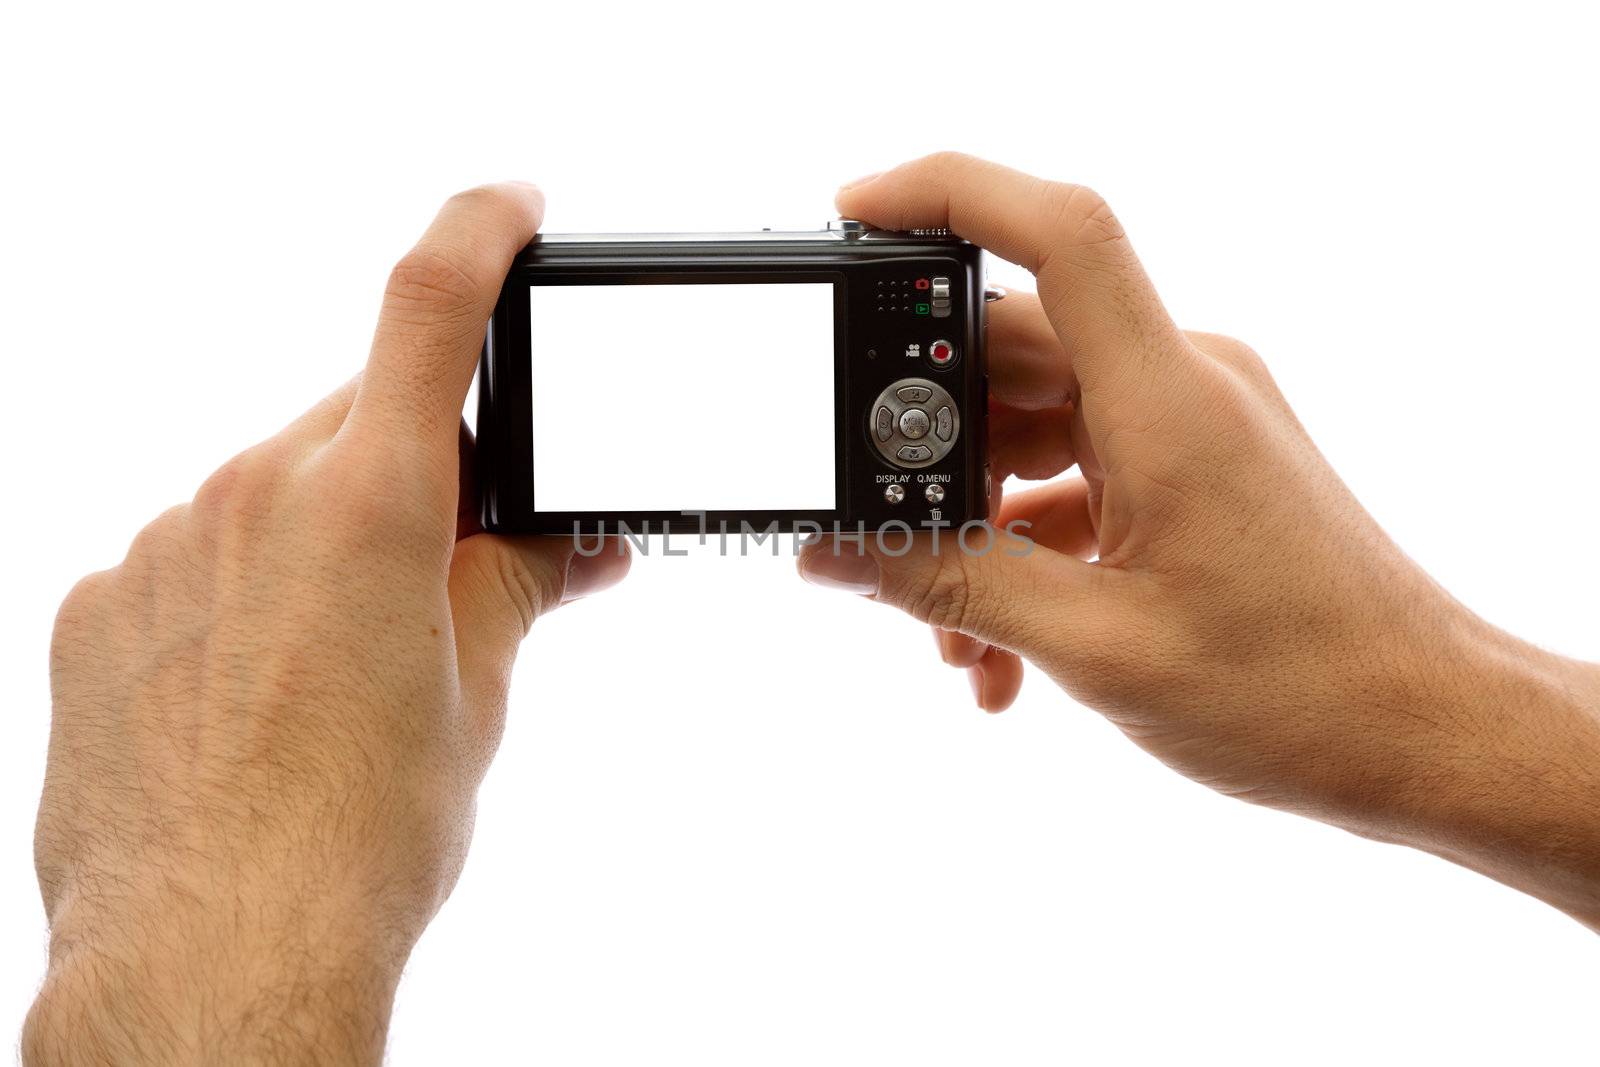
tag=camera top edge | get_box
[514,221,973,263]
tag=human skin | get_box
[24,161,1600,1065]
[799,152,1600,932]
[24,184,630,1063]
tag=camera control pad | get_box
[869,377,960,470]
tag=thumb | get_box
[797,524,1118,660]
[448,533,631,702]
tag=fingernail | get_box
[564,540,627,602]
[969,665,988,711]
[838,170,883,192]
[799,544,880,595]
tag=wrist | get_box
[1378,618,1600,929]
[24,883,410,1065]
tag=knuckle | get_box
[1214,333,1258,362]
[384,244,480,318]
[443,183,517,217]
[124,504,193,569]
[1188,330,1262,368]
[444,183,497,210]
[309,444,453,558]
[1217,336,1277,390]
[57,568,108,612]
[488,546,564,634]
[191,447,282,529]
[52,569,115,638]
[1190,356,1278,438]
[1039,181,1125,249]
[920,149,978,176]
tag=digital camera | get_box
[476,220,988,535]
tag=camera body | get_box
[476,221,987,534]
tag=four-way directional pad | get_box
[869,377,959,470]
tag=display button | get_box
[884,484,905,504]
[897,444,934,462]
[896,385,933,403]
[935,406,953,441]
[874,405,894,442]
[899,408,931,440]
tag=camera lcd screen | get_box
[528,281,836,513]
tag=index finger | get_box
[836,153,1186,393]
[350,182,545,449]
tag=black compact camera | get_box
[476,220,988,535]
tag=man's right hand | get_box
[799,152,1600,930]
[25,183,631,1065]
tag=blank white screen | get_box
[529,282,836,512]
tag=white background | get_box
[530,282,835,512]
[2,3,1597,1063]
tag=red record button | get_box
[929,340,956,365]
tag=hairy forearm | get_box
[22,900,405,1065]
[1382,621,1600,930]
